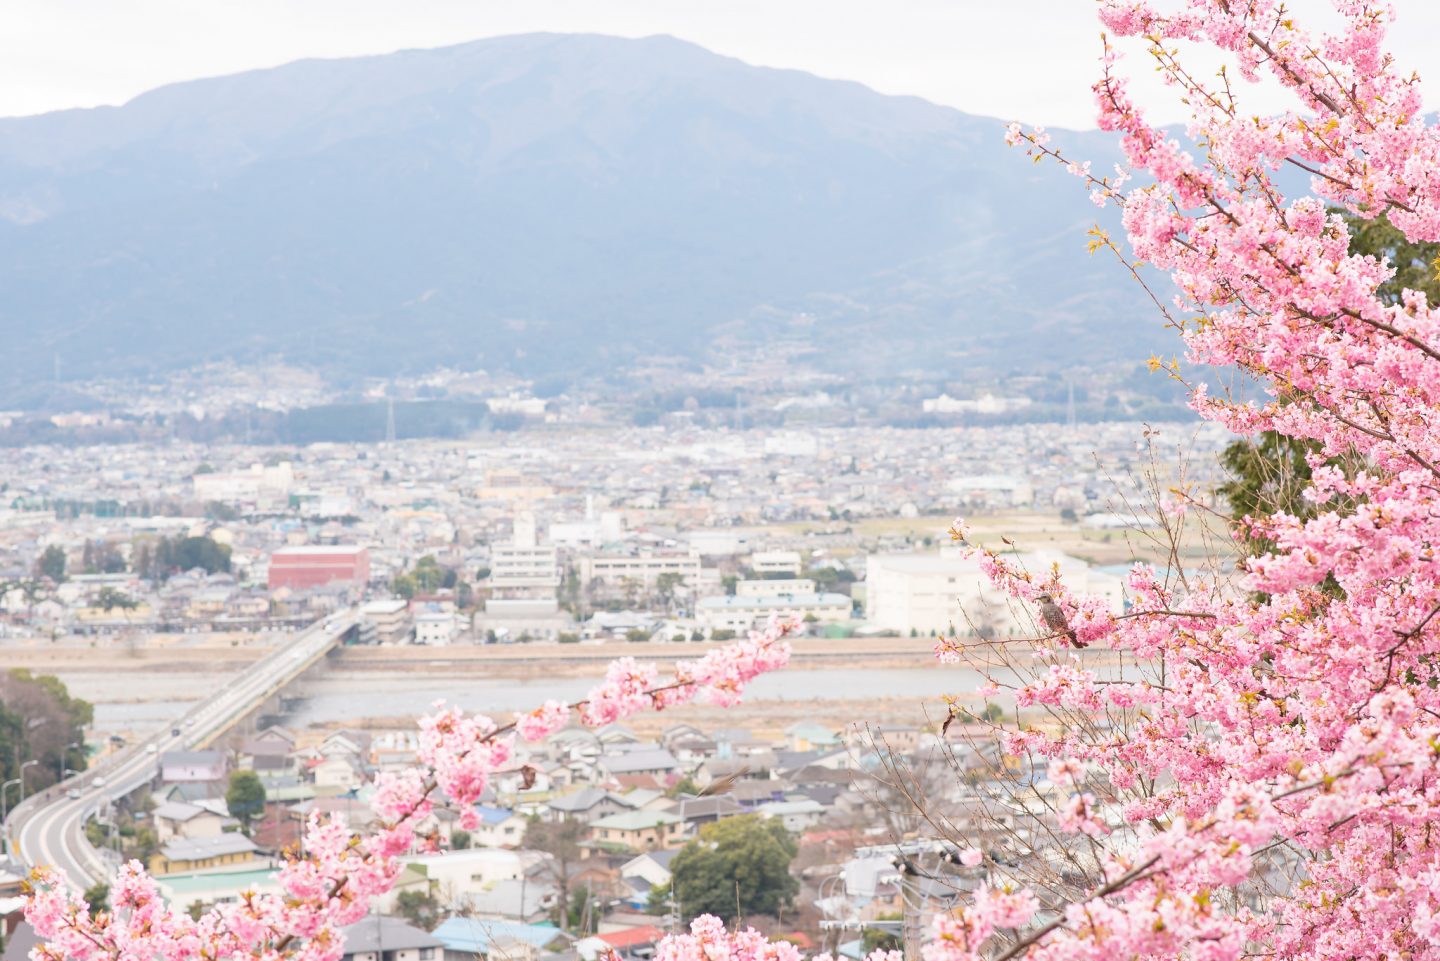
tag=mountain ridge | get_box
[0,32,1158,390]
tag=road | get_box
[6,611,356,889]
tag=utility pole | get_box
[901,872,925,961]
[385,397,397,444]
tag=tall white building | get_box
[865,548,1123,636]
[485,511,560,616]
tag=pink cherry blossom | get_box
[23,618,798,961]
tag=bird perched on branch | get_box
[1036,592,1084,648]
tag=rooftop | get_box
[697,592,850,609]
[160,749,225,766]
[156,867,278,896]
[596,926,665,949]
[160,834,258,862]
[272,545,367,556]
[431,918,563,954]
[339,916,444,954]
[591,809,681,831]
[601,749,679,774]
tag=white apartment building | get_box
[697,590,851,634]
[750,550,803,577]
[864,548,1124,636]
[736,578,816,597]
[414,611,457,645]
[359,598,411,644]
[578,550,702,588]
[486,512,560,615]
[686,529,755,557]
[371,849,536,912]
[192,462,294,506]
[549,509,624,548]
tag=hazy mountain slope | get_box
[0,33,1156,389]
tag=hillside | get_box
[0,33,1155,390]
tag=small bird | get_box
[1036,592,1085,648]
[696,767,750,797]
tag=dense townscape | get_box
[8,1,1440,960]
[0,407,1226,959]
[0,412,1229,645]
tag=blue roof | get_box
[432,918,562,953]
[473,804,517,825]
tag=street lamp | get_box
[1,760,39,823]
[18,759,38,802]
[0,778,20,824]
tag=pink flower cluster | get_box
[936,1,1440,960]
[24,617,798,961]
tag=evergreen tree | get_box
[660,815,797,922]
[1218,211,1438,545]
[225,770,267,833]
[35,545,66,582]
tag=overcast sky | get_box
[3,1,1438,128]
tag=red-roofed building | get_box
[268,546,370,590]
[596,927,665,953]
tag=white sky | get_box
[3,0,1439,128]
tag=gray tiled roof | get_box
[340,916,444,955]
[160,834,257,861]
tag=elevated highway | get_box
[4,611,357,889]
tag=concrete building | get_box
[192,462,294,506]
[696,591,851,634]
[578,551,701,589]
[686,529,754,557]
[268,545,370,591]
[390,849,534,909]
[735,578,816,598]
[750,550,803,577]
[549,497,624,548]
[864,548,1124,636]
[360,598,411,644]
[155,866,282,909]
[485,512,559,616]
[414,611,457,645]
